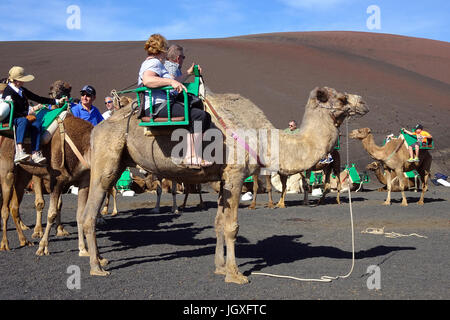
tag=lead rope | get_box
[251,118,355,282]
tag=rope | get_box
[251,118,356,283]
[361,227,427,239]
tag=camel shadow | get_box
[235,235,416,276]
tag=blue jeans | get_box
[14,117,42,152]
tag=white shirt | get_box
[138,58,173,109]
[102,109,113,120]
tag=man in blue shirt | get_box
[71,85,104,126]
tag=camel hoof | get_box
[90,268,110,276]
[20,240,34,247]
[248,204,256,210]
[214,267,227,275]
[276,203,285,209]
[383,202,391,206]
[79,249,89,257]
[401,203,408,207]
[32,230,43,239]
[150,208,160,214]
[110,211,118,217]
[20,221,30,230]
[56,227,70,237]
[225,272,249,284]
[267,202,275,209]
[417,201,424,206]
[101,208,108,216]
[35,246,49,256]
[172,208,179,214]
[0,241,11,251]
[99,257,109,267]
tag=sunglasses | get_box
[105,101,113,104]
[81,92,93,97]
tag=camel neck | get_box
[361,134,386,161]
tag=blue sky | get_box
[0,0,449,42]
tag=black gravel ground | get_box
[0,185,448,304]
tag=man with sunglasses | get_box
[102,96,114,120]
[164,44,201,83]
[71,85,104,126]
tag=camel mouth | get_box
[345,95,369,118]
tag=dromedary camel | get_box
[0,81,94,256]
[80,86,368,283]
[349,128,431,206]
[366,161,419,191]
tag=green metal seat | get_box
[0,100,15,139]
[116,168,132,192]
[117,65,201,127]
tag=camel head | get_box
[308,87,369,127]
[349,127,371,140]
[49,80,72,99]
[366,161,380,171]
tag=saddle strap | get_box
[64,133,89,169]
[58,118,65,170]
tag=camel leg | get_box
[151,182,162,214]
[383,170,392,206]
[318,168,331,205]
[54,192,70,237]
[417,169,429,206]
[9,180,33,248]
[101,191,110,216]
[76,177,90,257]
[197,184,206,210]
[302,172,309,205]
[395,168,408,207]
[36,182,65,256]
[171,181,179,214]
[222,173,248,284]
[180,187,189,211]
[276,174,288,208]
[31,176,44,239]
[82,187,110,276]
[0,171,16,251]
[110,187,118,216]
[248,175,258,210]
[214,181,226,275]
[265,175,274,208]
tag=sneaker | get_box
[414,157,420,162]
[241,191,253,201]
[31,151,47,164]
[407,157,415,162]
[14,150,31,163]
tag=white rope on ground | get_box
[251,117,356,283]
[361,227,427,239]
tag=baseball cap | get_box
[80,85,96,96]
[414,124,423,130]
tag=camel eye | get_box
[339,97,348,105]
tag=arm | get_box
[22,88,56,105]
[174,63,202,83]
[142,70,186,93]
[402,128,413,135]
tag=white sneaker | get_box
[31,151,47,164]
[14,150,31,163]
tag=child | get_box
[402,124,432,162]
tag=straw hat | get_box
[8,66,35,82]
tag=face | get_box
[104,97,114,110]
[13,80,24,88]
[415,128,422,134]
[289,122,297,130]
[81,91,95,106]
[177,51,186,68]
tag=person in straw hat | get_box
[2,66,67,164]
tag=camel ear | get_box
[316,88,329,103]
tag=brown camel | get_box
[0,81,95,256]
[349,128,431,206]
[366,161,419,192]
[80,86,368,283]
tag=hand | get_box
[170,79,187,93]
[56,96,68,106]
[187,63,202,75]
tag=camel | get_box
[349,128,431,206]
[366,161,419,192]
[80,86,368,283]
[0,81,94,257]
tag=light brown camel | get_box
[366,161,419,192]
[80,86,368,283]
[349,128,431,206]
